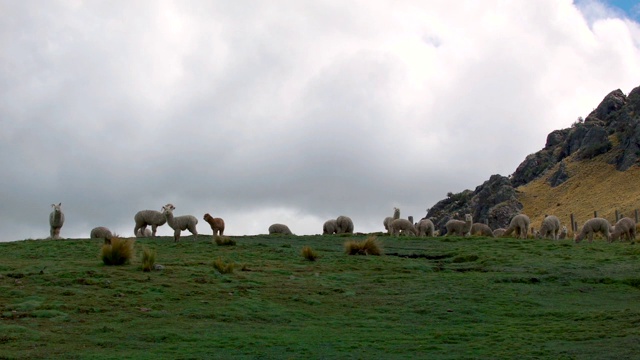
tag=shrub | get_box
[101,237,135,266]
[301,246,318,261]
[214,235,236,246]
[213,258,235,274]
[344,236,383,256]
[141,246,156,272]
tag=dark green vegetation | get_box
[2,235,640,359]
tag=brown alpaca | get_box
[203,213,225,236]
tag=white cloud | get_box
[0,0,639,241]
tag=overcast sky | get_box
[1,0,640,241]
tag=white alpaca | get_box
[390,218,417,236]
[536,215,561,240]
[49,203,65,239]
[610,217,636,242]
[445,214,473,237]
[574,217,611,243]
[269,223,292,235]
[134,209,166,237]
[502,214,531,239]
[416,218,435,237]
[470,223,494,237]
[162,204,198,242]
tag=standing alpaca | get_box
[383,207,400,234]
[203,213,225,237]
[445,214,473,237]
[574,217,612,243]
[502,214,531,239]
[558,226,568,240]
[49,203,65,239]
[162,204,198,242]
[134,209,167,237]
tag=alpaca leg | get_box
[174,230,181,242]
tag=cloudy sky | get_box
[1,0,640,241]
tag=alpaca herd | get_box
[45,203,637,244]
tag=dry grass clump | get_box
[213,257,235,274]
[301,246,318,261]
[141,246,156,272]
[101,237,135,266]
[344,236,383,256]
[214,235,236,246]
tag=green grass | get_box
[2,235,640,358]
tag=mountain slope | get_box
[424,84,640,234]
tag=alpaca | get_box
[203,213,225,237]
[269,223,292,235]
[470,223,494,237]
[323,219,338,235]
[558,226,568,240]
[136,228,152,237]
[162,204,198,242]
[445,214,473,236]
[90,226,113,244]
[134,209,167,237]
[536,215,561,240]
[390,218,417,236]
[383,207,401,234]
[493,228,506,237]
[574,217,611,243]
[610,217,636,242]
[336,216,354,234]
[502,214,531,239]
[416,218,435,237]
[49,203,65,239]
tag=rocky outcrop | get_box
[424,175,522,234]
[423,85,640,232]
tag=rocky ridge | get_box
[424,85,640,234]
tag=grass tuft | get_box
[141,246,156,272]
[213,257,235,274]
[101,237,135,266]
[301,246,318,261]
[344,236,383,256]
[214,235,236,246]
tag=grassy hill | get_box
[518,154,640,233]
[3,234,640,358]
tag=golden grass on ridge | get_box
[518,156,640,231]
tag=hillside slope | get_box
[519,156,640,231]
[424,84,640,233]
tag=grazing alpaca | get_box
[536,215,561,240]
[416,218,435,237]
[610,217,636,242]
[445,214,473,236]
[336,216,354,234]
[574,217,612,243]
[269,223,292,235]
[323,219,338,235]
[390,218,417,236]
[502,214,531,239]
[470,223,494,237]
